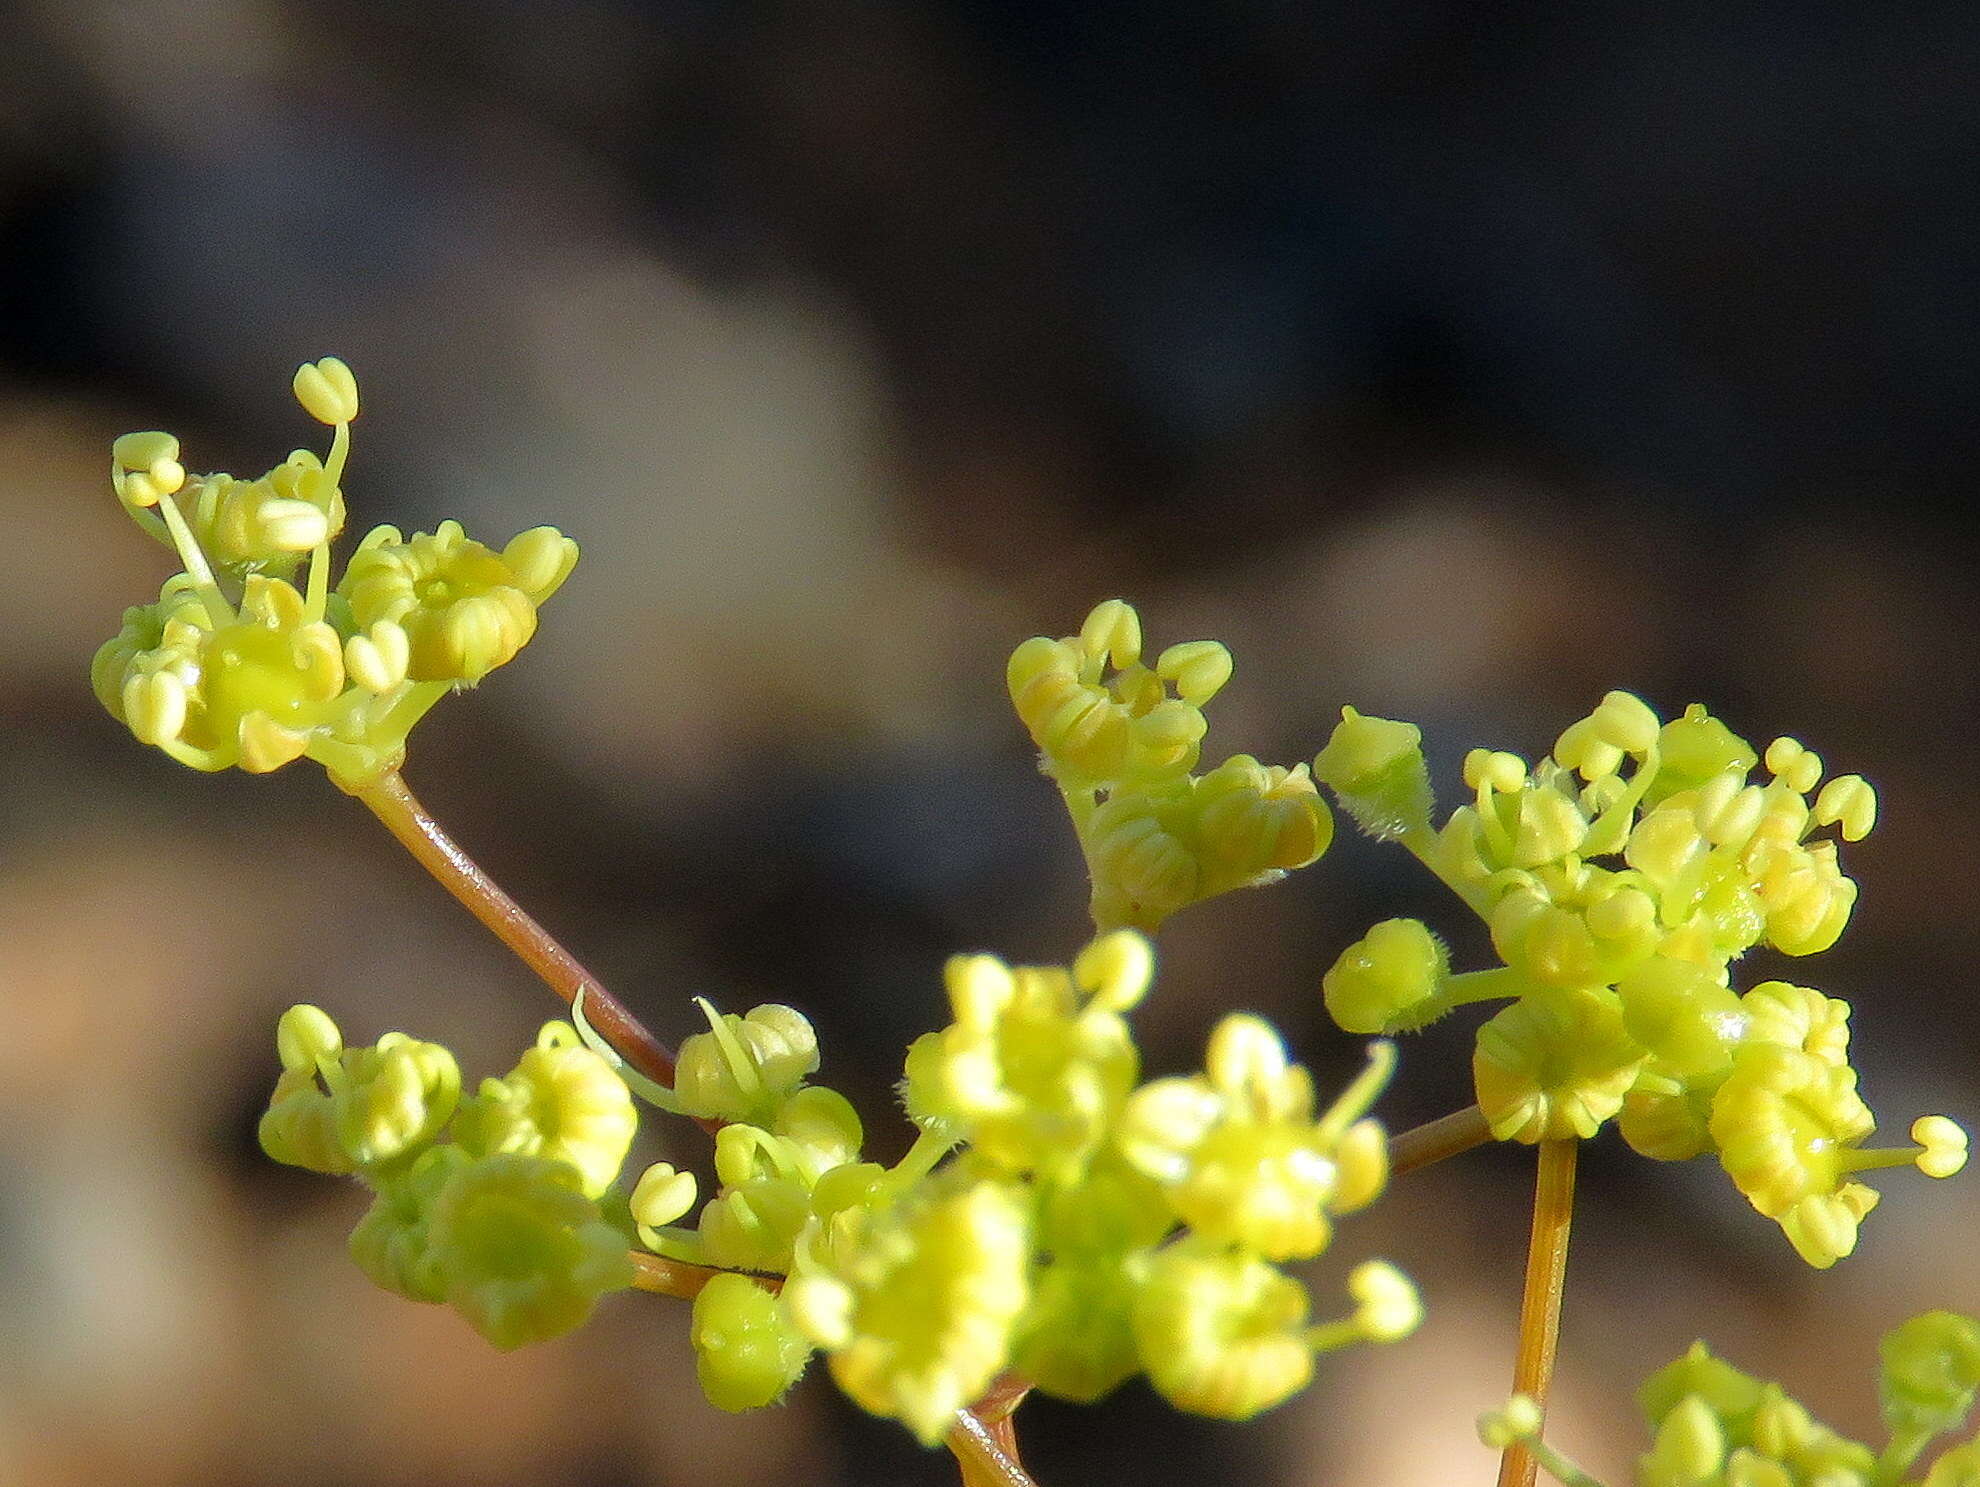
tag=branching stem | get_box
[1497,1138,1579,1487]
[946,1398,1037,1487]
[351,770,679,1088]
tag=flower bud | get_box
[690,1272,813,1411]
[1322,918,1449,1035]
[1641,1394,1726,1486]
[1313,707,1433,839]
[673,1001,821,1125]
[454,1021,637,1198]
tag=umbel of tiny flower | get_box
[93,360,578,787]
[1312,691,1967,1267]
[1482,1313,1980,1486]
[611,933,1419,1442]
[260,1006,636,1348]
[1009,600,1333,932]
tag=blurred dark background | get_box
[4,3,1979,1484]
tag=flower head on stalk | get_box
[258,1005,638,1349]
[1008,601,1333,932]
[93,360,578,787]
[1313,691,1966,1266]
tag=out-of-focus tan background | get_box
[4,4,1980,1484]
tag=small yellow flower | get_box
[1473,987,1645,1143]
[901,935,1149,1179]
[1130,1247,1313,1420]
[1118,1015,1392,1260]
[453,1021,637,1199]
[340,520,577,685]
[423,1153,634,1349]
[785,1176,1031,1444]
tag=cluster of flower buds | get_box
[260,1008,637,1348]
[1008,601,1333,931]
[616,933,1417,1443]
[1481,1310,1980,1487]
[92,361,578,786]
[1315,694,1967,1267]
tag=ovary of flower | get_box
[690,1271,813,1412]
[784,1178,1031,1445]
[1313,707,1434,841]
[1131,1248,1314,1420]
[1474,987,1646,1143]
[1118,1016,1393,1261]
[453,1021,637,1199]
[1322,917,1451,1036]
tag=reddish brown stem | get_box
[1497,1138,1579,1487]
[1388,1104,1493,1179]
[946,1402,1037,1487]
[352,770,678,1088]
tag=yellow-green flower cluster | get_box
[1009,601,1333,932]
[260,1007,636,1349]
[1315,694,1966,1267]
[1488,1306,1980,1481]
[92,360,578,786]
[1480,1312,1980,1485]
[628,932,1416,1443]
